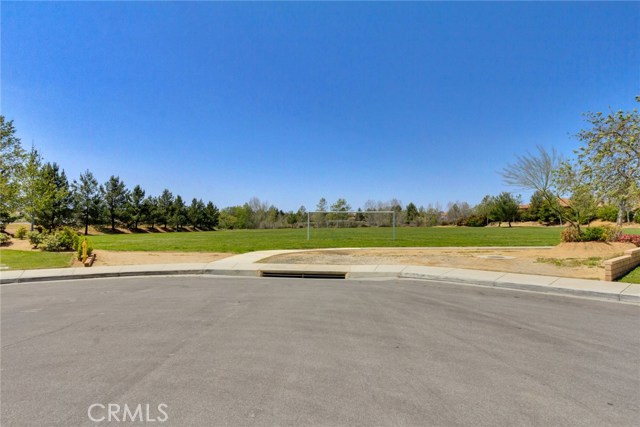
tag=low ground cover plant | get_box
[618,234,640,246]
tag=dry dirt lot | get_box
[259,243,636,280]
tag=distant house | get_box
[519,198,571,212]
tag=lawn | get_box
[0,250,75,270]
[618,267,640,284]
[89,226,569,253]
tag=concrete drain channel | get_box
[260,271,347,279]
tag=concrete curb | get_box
[1,250,638,303]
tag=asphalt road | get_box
[1,276,639,427]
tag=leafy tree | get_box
[218,209,237,229]
[218,205,251,229]
[596,204,619,223]
[314,197,328,226]
[294,205,307,227]
[329,198,351,221]
[528,190,560,224]
[0,116,26,228]
[72,170,103,235]
[265,206,281,228]
[474,195,496,225]
[126,185,146,230]
[446,203,460,224]
[157,189,174,229]
[491,192,521,227]
[316,197,327,212]
[423,204,442,227]
[102,176,128,231]
[567,185,597,225]
[35,163,73,230]
[570,105,640,225]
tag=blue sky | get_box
[2,2,638,211]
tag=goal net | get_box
[306,211,396,240]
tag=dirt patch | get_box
[70,251,233,267]
[259,242,637,280]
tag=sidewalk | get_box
[1,250,638,303]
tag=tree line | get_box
[1,100,638,236]
[1,117,220,235]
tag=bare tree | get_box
[500,146,579,229]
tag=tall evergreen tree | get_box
[126,185,146,230]
[20,147,44,231]
[491,192,521,228]
[102,176,128,232]
[0,116,26,228]
[172,195,187,231]
[157,189,174,229]
[143,196,159,229]
[35,162,72,230]
[72,170,102,235]
[187,198,206,229]
[203,202,219,230]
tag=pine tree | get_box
[72,170,102,235]
[102,176,128,232]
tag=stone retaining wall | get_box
[604,248,640,281]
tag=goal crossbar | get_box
[306,211,396,240]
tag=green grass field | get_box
[0,250,75,270]
[619,267,640,284]
[88,226,574,253]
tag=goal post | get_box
[306,210,396,240]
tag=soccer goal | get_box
[306,211,396,240]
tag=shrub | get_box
[560,226,581,243]
[0,233,10,245]
[601,225,622,242]
[618,234,640,247]
[76,237,94,261]
[57,227,79,250]
[580,226,605,242]
[27,231,43,248]
[463,215,486,227]
[15,226,27,240]
[40,234,64,252]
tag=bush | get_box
[580,226,605,242]
[618,234,640,247]
[0,233,11,245]
[15,226,27,240]
[40,234,65,252]
[58,227,79,250]
[76,237,94,261]
[560,226,581,243]
[602,225,622,242]
[463,215,486,227]
[27,231,43,248]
